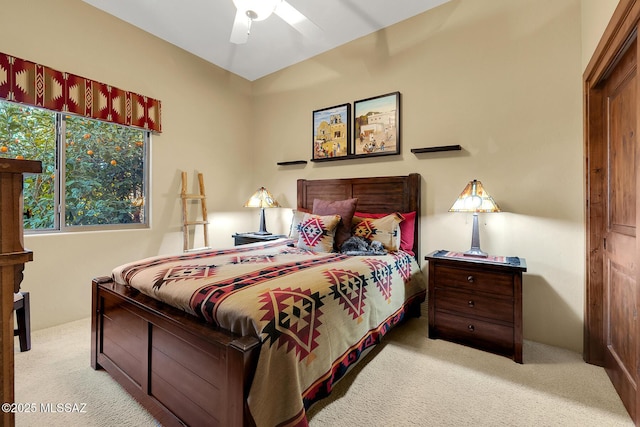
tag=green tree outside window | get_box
[0,100,149,231]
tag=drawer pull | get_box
[467,324,475,332]
[468,300,475,307]
[467,275,475,283]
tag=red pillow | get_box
[354,211,416,255]
[313,198,358,250]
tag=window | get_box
[0,100,150,232]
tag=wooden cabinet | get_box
[0,158,42,426]
[232,233,286,246]
[425,251,527,363]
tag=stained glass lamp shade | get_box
[244,187,280,235]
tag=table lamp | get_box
[449,179,500,257]
[244,187,280,235]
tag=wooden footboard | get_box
[91,277,260,427]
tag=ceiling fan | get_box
[230,0,321,44]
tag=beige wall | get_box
[0,0,621,353]
[253,0,586,352]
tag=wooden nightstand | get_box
[425,250,527,363]
[232,233,286,246]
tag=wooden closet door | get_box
[600,36,638,421]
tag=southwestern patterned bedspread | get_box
[112,238,426,427]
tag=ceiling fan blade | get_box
[274,1,322,39]
[230,9,250,44]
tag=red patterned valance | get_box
[0,52,161,133]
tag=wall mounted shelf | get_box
[411,145,462,154]
[276,160,307,166]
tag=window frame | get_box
[0,100,152,234]
[56,115,151,233]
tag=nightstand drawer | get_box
[434,265,514,296]
[434,288,514,324]
[432,311,514,355]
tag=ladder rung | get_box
[184,221,209,226]
[182,194,205,199]
[184,247,212,252]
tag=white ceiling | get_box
[82,0,450,81]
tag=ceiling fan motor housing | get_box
[233,0,280,21]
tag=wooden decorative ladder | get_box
[180,171,210,252]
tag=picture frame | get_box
[353,91,400,157]
[312,103,351,161]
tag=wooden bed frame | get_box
[91,173,421,427]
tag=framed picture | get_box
[312,103,351,161]
[353,91,400,157]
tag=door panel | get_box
[608,66,637,235]
[602,37,637,422]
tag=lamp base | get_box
[254,208,271,235]
[463,213,488,257]
[463,247,488,257]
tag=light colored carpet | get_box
[14,318,158,427]
[13,314,633,427]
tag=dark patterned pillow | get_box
[297,213,341,252]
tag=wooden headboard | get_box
[297,174,421,259]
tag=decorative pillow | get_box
[297,213,341,252]
[351,213,404,252]
[312,198,358,250]
[354,211,416,254]
[288,208,310,241]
